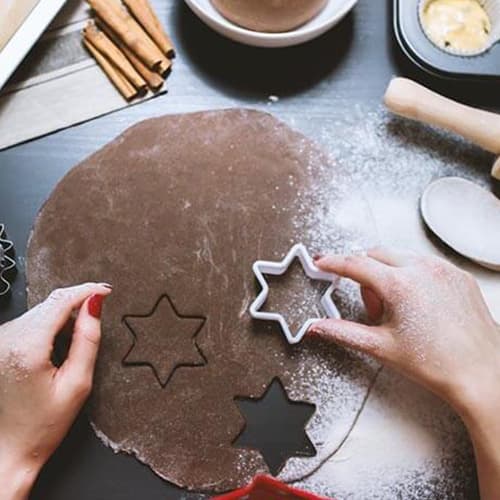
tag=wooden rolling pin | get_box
[384,78,500,180]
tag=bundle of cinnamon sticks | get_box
[83,0,174,100]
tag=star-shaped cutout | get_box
[123,295,206,387]
[233,378,316,475]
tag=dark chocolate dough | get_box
[211,0,327,33]
[26,110,379,492]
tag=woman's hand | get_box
[0,283,111,500]
[309,248,500,499]
[310,248,499,410]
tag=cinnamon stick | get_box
[84,21,147,92]
[97,19,164,91]
[87,0,166,71]
[157,57,171,76]
[123,0,174,57]
[83,39,137,100]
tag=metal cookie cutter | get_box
[249,243,341,345]
[0,224,16,296]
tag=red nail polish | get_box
[307,326,320,337]
[88,294,106,319]
[313,254,323,262]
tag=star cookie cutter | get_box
[0,224,15,296]
[249,244,341,345]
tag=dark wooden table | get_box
[0,1,498,498]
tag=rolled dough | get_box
[26,110,379,492]
[211,0,327,33]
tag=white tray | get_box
[0,0,67,91]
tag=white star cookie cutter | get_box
[249,243,341,345]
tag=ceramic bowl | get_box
[184,0,358,48]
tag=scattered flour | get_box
[293,370,475,499]
[273,103,497,499]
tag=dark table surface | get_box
[0,0,499,498]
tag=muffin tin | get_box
[394,0,500,79]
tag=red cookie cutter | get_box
[212,475,334,500]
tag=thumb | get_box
[308,318,390,360]
[58,293,109,399]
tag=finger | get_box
[314,254,393,297]
[367,246,418,267]
[361,286,384,323]
[28,283,112,338]
[58,293,108,399]
[308,318,391,360]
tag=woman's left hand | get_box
[0,283,111,499]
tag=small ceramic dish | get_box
[420,177,500,271]
[184,0,358,48]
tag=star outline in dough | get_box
[122,295,207,388]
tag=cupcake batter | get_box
[421,0,491,53]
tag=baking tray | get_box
[394,0,500,79]
[0,0,67,90]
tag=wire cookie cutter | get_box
[0,224,16,296]
[249,243,341,345]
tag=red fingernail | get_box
[313,254,323,262]
[88,294,106,319]
[307,326,321,337]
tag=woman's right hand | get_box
[310,248,499,413]
[309,248,500,499]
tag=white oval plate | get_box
[184,0,358,48]
[421,177,500,271]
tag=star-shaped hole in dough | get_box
[123,295,206,387]
[233,378,316,475]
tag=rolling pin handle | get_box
[492,157,500,180]
[384,77,500,155]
